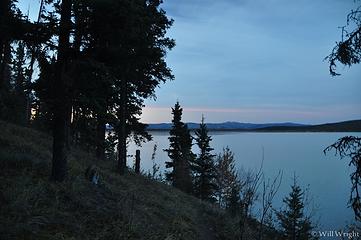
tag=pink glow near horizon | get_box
[140,105,361,124]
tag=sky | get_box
[19,0,361,124]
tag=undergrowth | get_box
[0,121,245,240]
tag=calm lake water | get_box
[128,131,361,230]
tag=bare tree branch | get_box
[324,136,361,220]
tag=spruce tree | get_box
[0,0,13,90]
[51,0,72,182]
[31,0,174,176]
[0,0,25,120]
[164,101,193,193]
[10,41,29,125]
[193,116,217,202]
[276,176,315,240]
[69,0,174,170]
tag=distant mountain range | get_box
[147,121,306,130]
[146,120,361,132]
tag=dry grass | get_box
[0,121,242,240]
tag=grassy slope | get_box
[0,121,254,240]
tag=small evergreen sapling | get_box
[276,176,316,240]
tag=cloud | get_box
[163,0,248,20]
[153,0,361,123]
[19,0,361,123]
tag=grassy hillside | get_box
[0,121,267,240]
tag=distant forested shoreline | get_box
[146,119,361,132]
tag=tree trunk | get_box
[65,104,72,149]
[51,0,72,182]
[135,150,140,174]
[177,158,192,194]
[96,115,106,161]
[117,79,127,174]
[0,41,11,90]
[0,39,4,89]
[117,131,127,174]
[0,0,10,90]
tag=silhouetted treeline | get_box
[0,0,174,181]
[163,101,317,240]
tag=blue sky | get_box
[143,0,361,124]
[19,0,361,124]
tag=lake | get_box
[128,131,361,230]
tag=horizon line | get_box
[142,119,361,125]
